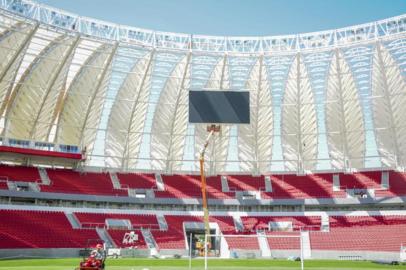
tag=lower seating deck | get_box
[0,208,405,254]
[0,209,100,248]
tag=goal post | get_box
[203,233,305,270]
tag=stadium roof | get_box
[0,0,405,174]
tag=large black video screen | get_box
[189,90,250,124]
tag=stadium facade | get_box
[0,0,405,174]
[1,0,406,264]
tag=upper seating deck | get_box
[0,165,40,183]
[0,164,402,200]
[40,169,127,196]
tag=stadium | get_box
[0,0,405,269]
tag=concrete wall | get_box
[311,250,399,261]
[0,248,400,261]
[0,248,80,258]
[230,249,261,259]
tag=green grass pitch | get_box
[0,258,405,270]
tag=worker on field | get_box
[84,243,105,268]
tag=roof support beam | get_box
[334,48,350,171]
[0,23,39,119]
[296,53,304,173]
[121,50,155,170]
[253,55,263,175]
[375,42,401,167]
[29,35,80,139]
[210,54,228,175]
[165,52,192,173]
[78,42,118,147]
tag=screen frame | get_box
[188,90,250,125]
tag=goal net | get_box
[202,232,306,270]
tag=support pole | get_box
[204,234,208,270]
[300,228,304,270]
[200,129,215,237]
[189,232,192,270]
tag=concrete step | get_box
[233,216,244,232]
[221,175,229,192]
[257,231,271,258]
[65,212,81,229]
[141,229,159,256]
[264,175,272,192]
[301,231,311,259]
[38,168,50,185]
[155,174,165,191]
[157,214,168,230]
[96,227,116,248]
[381,171,389,190]
[109,172,121,189]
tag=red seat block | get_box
[310,215,406,252]
[0,165,40,183]
[0,210,100,249]
[116,173,156,189]
[41,169,127,196]
[155,175,233,199]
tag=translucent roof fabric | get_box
[0,0,405,174]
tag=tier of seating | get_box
[310,215,406,252]
[116,173,156,189]
[339,172,382,189]
[1,164,406,200]
[0,210,99,248]
[0,165,40,182]
[226,175,265,191]
[262,174,346,199]
[375,171,406,197]
[40,169,127,196]
[0,181,8,189]
[74,212,159,229]
[1,209,406,253]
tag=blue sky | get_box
[36,0,406,36]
